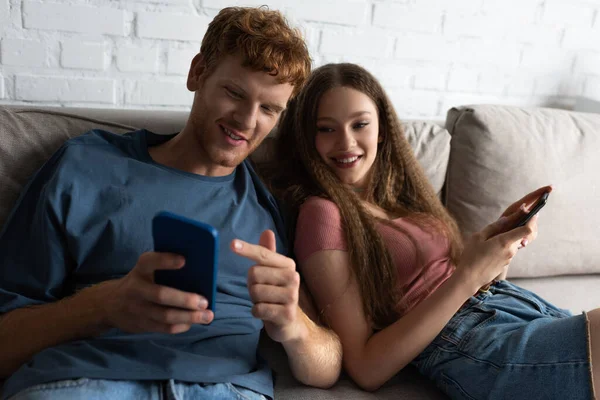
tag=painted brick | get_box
[369,62,413,89]
[137,12,210,42]
[395,34,459,63]
[481,0,542,20]
[320,29,393,58]
[287,0,369,26]
[543,1,595,27]
[387,89,441,118]
[167,48,198,75]
[116,46,159,73]
[413,65,449,91]
[563,27,600,51]
[0,0,9,33]
[23,1,126,36]
[1,38,47,67]
[61,41,106,70]
[128,80,193,106]
[575,52,600,74]
[506,73,536,96]
[456,39,522,68]
[373,3,443,34]
[16,75,115,103]
[478,70,509,95]
[444,14,506,38]
[202,0,285,8]
[448,67,479,92]
[534,74,563,96]
[521,48,575,73]
[584,76,600,100]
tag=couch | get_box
[1,104,599,399]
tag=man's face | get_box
[186,53,294,175]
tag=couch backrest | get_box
[0,106,450,231]
[446,104,600,278]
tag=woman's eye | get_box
[261,105,274,114]
[317,127,334,133]
[354,122,369,129]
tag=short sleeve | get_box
[294,197,347,263]
[0,146,73,315]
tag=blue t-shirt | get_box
[0,129,287,399]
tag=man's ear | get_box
[187,53,207,91]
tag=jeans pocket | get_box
[441,304,497,348]
[9,378,90,399]
[440,373,479,400]
[225,383,267,400]
[493,287,544,313]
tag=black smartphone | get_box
[514,192,550,228]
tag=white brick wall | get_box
[0,0,599,119]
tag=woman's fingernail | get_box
[233,240,242,250]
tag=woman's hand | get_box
[455,209,535,293]
[499,185,551,248]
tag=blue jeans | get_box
[7,379,267,400]
[412,280,593,400]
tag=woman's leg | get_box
[588,308,600,399]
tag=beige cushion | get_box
[511,275,600,314]
[0,107,135,228]
[403,121,450,196]
[445,105,600,278]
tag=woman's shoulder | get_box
[300,196,341,218]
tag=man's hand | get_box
[231,230,305,344]
[96,252,214,334]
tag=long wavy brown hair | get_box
[261,63,463,328]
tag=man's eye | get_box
[226,88,242,99]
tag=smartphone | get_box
[152,211,219,311]
[514,192,550,228]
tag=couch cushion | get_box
[445,105,600,278]
[258,332,447,400]
[511,275,600,314]
[403,121,450,196]
[0,107,135,229]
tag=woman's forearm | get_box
[346,273,476,391]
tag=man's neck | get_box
[148,129,234,177]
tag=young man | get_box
[0,7,341,400]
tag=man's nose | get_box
[232,103,258,131]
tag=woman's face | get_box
[315,86,380,191]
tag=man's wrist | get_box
[280,307,312,351]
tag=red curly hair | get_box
[200,6,312,97]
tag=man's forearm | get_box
[0,284,108,378]
[282,310,342,389]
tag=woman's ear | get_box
[187,53,207,92]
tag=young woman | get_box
[262,63,598,399]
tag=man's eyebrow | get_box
[223,80,247,95]
[266,103,285,113]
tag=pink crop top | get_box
[294,196,455,316]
